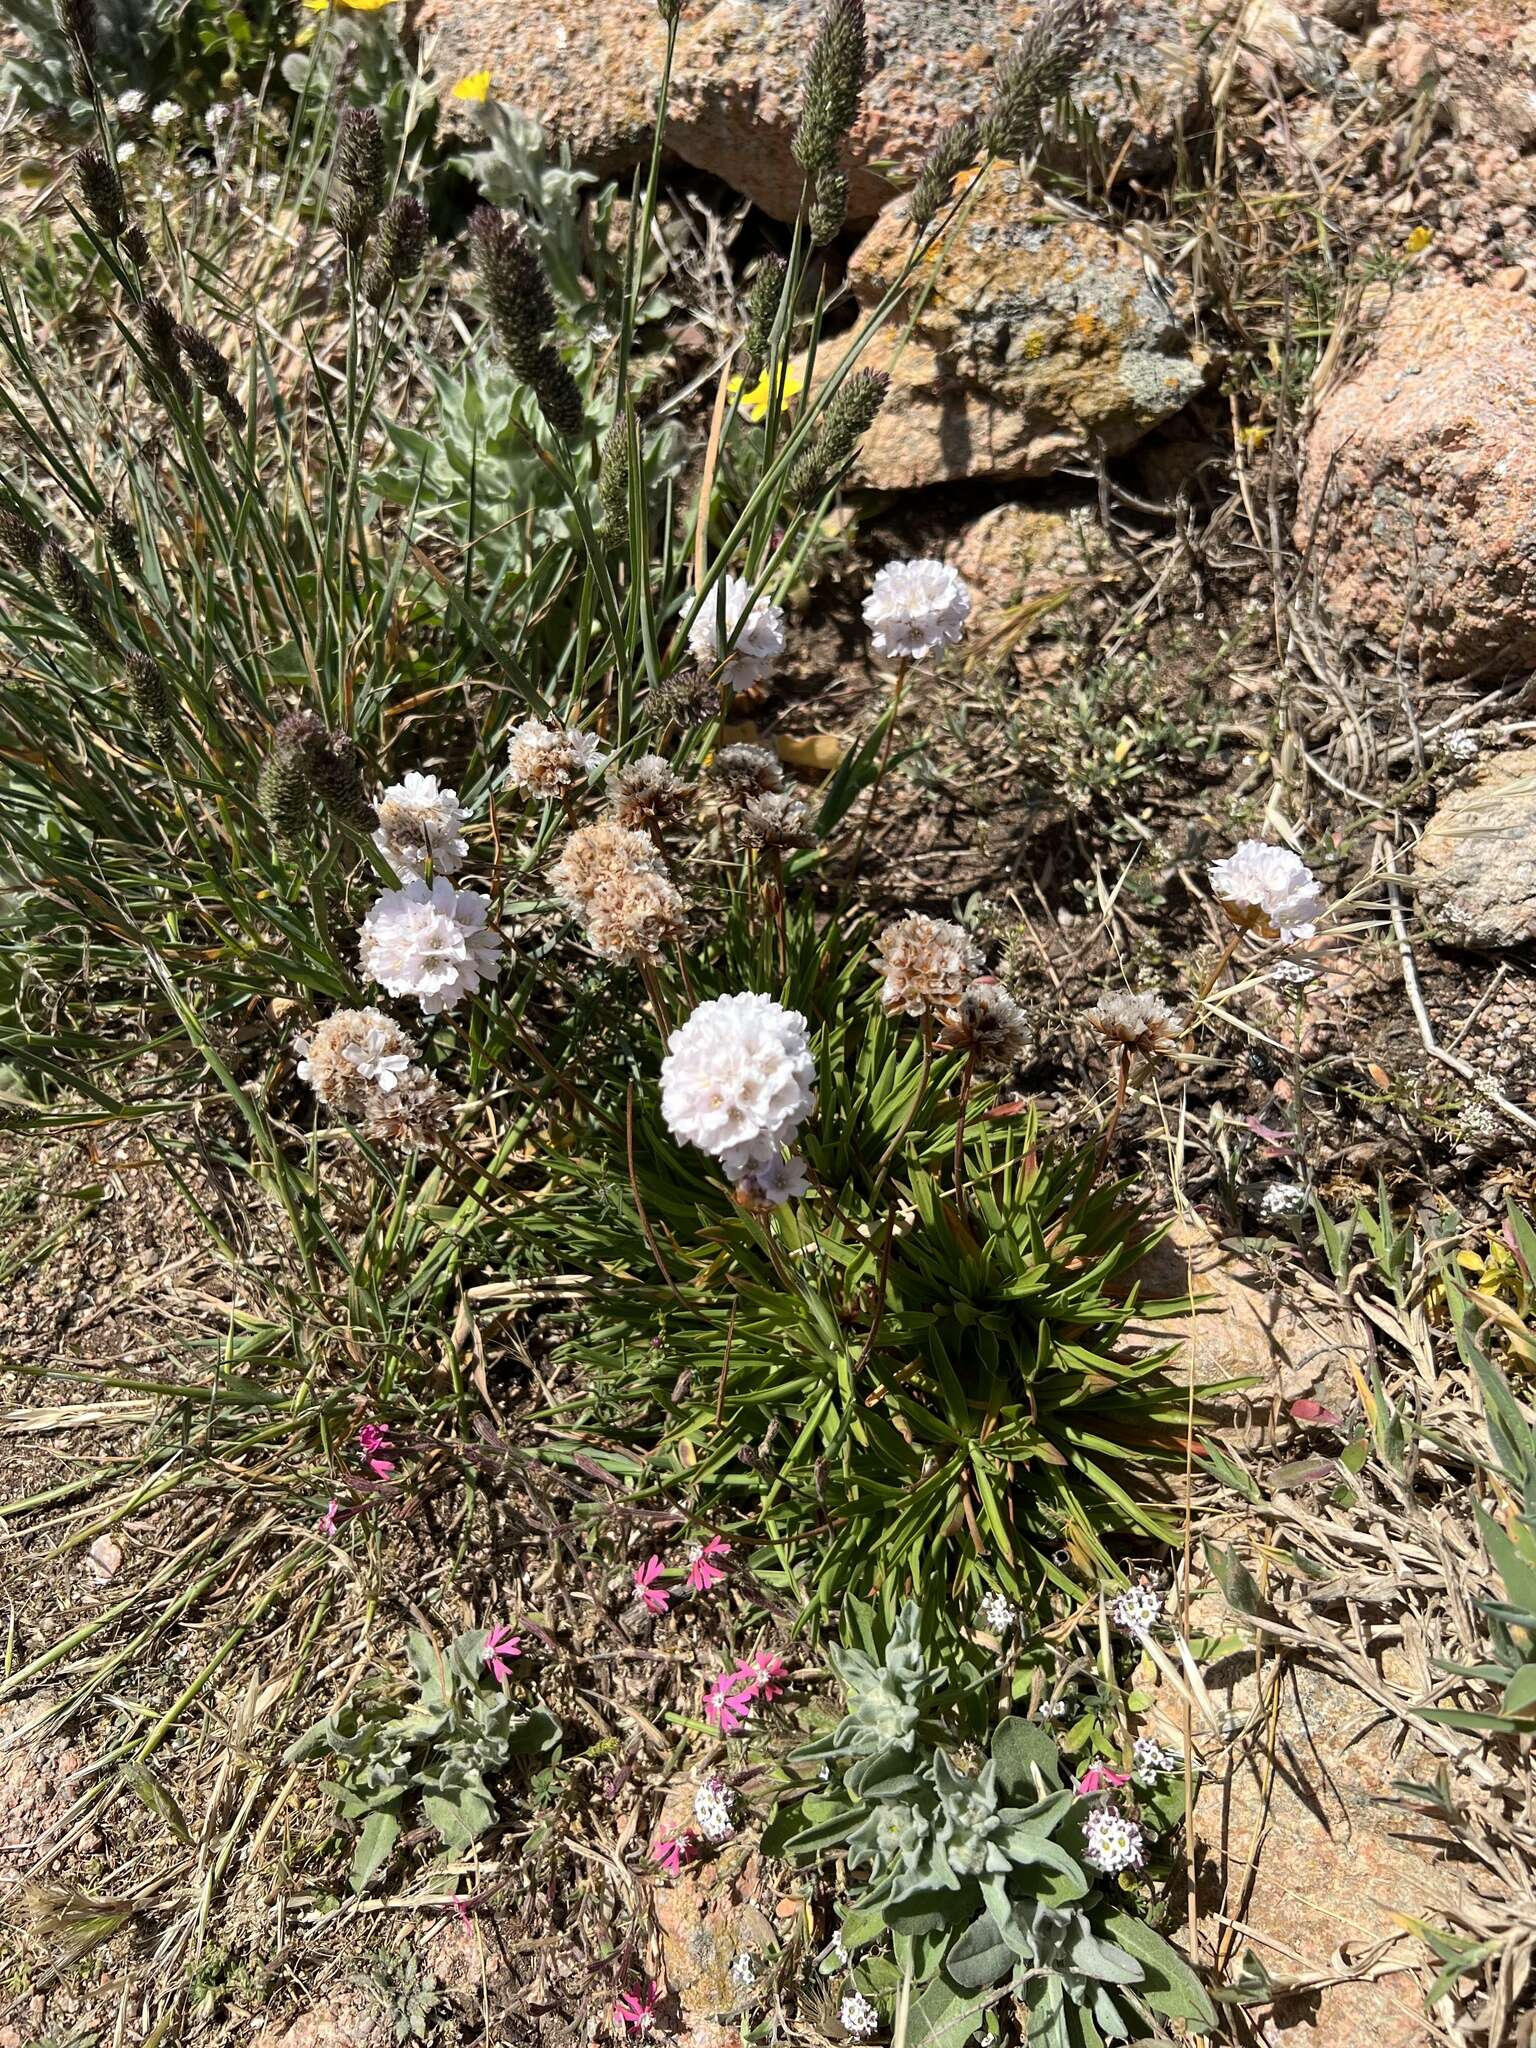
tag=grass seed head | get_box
[361,194,430,306]
[73,146,125,240]
[41,540,115,653]
[743,257,789,376]
[332,106,386,246]
[907,115,981,236]
[792,0,867,182]
[137,296,193,409]
[788,367,888,501]
[0,506,46,576]
[981,0,1103,161]
[123,650,174,730]
[468,205,584,436]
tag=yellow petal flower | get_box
[726,360,806,424]
[1404,225,1433,255]
[451,68,493,101]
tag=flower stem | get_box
[849,656,911,876]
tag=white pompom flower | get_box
[661,992,816,1180]
[373,771,470,879]
[862,558,972,662]
[687,575,787,695]
[1208,839,1325,943]
[359,878,503,1017]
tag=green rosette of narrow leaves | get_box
[529,896,1199,1638]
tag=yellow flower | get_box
[1404,225,1433,256]
[451,69,493,101]
[727,360,806,424]
[302,0,396,11]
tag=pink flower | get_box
[614,1981,658,2033]
[685,1535,731,1593]
[1074,1764,1131,1797]
[483,1621,522,1683]
[356,1421,396,1478]
[317,1498,339,1538]
[633,1555,669,1616]
[702,1649,788,1733]
[651,1833,691,1877]
[742,1650,786,1702]
[704,1667,758,1734]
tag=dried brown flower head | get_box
[648,665,720,730]
[939,980,1030,1068]
[606,753,694,834]
[361,1066,456,1149]
[584,868,689,963]
[296,1007,417,1116]
[549,818,664,913]
[737,790,815,852]
[874,912,981,1018]
[1089,990,1180,1058]
[707,743,783,804]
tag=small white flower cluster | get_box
[1132,1736,1180,1784]
[729,1952,756,1988]
[840,1992,881,2041]
[661,991,816,1184]
[1441,727,1480,765]
[862,557,973,662]
[1269,958,1319,988]
[1110,1581,1162,1640]
[977,1589,1017,1634]
[359,876,502,1016]
[1208,840,1325,943]
[506,718,609,799]
[693,1775,736,1842]
[1257,1179,1309,1222]
[114,87,147,116]
[1081,1805,1145,1875]
[735,1152,811,1209]
[688,575,787,696]
[150,99,181,127]
[373,771,470,880]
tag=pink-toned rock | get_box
[830,170,1207,488]
[1414,744,1536,948]
[248,2004,384,2048]
[945,502,1116,643]
[651,1782,775,2025]
[416,0,1204,223]
[1298,283,1536,679]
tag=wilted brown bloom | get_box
[296,1006,417,1116]
[738,790,814,852]
[648,665,719,730]
[874,912,981,1018]
[606,754,693,834]
[939,980,1030,1068]
[549,818,664,913]
[707,743,783,804]
[361,1066,456,1149]
[584,868,689,963]
[1089,989,1180,1058]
